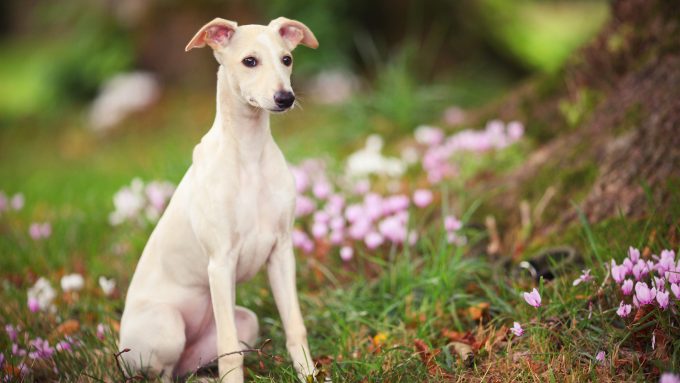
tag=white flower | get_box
[60,274,84,292]
[89,71,160,132]
[345,135,406,178]
[98,277,116,297]
[28,278,56,312]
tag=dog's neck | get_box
[214,66,271,164]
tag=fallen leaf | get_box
[450,341,474,367]
[55,319,80,337]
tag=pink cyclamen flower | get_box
[444,215,462,232]
[595,351,605,363]
[657,250,677,275]
[339,246,353,262]
[511,322,523,337]
[572,269,593,286]
[5,325,17,342]
[632,260,649,281]
[660,373,680,383]
[27,297,40,313]
[312,181,332,200]
[96,324,106,340]
[523,288,542,308]
[412,189,433,208]
[10,193,24,211]
[621,279,634,295]
[28,338,54,360]
[311,222,328,239]
[55,340,71,352]
[29,222,52,240]
[616,301,632,318]
[657,290,670,309]
[610,261,626,283]
[364,232,384,250]
[295,195,315,217]
[628,246,640,263]
[635,282,656,306]
[671,283,680,299]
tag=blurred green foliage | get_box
[478,0,609,72]
[0,0,610,122]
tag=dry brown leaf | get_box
[414,339,452,379]
[54,319,80,337]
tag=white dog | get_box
[119,17,322,383]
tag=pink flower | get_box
[595,351,605,363]
[290,167,309,193]
[29,222,52,240]
[28,297,40,312]
[635,281,656,305]
[10,193,24,211]
[573,269,593,286]
[628,246,640,263]
[511,322,523,337]
[383,195,410,215]
[292,229,314,254]
[616,301,632,317]
[28,338,54,360]
[312,181,332,200]
[348,218,372,240]
[295,196,315,217]
[378,215,408,243]
[5,325,17,342]
[414,125,445,146]
[523,288,541,307]
[96,324,106,340]
[657,290,670,309]
[671,283,680,299]
[660,373,680,383]
[55,340,71,352]
[12,343,26,356]
[507,121,524,141]
[610,261,626,284]
[621,279,634,295]
[632,260,649,281]
[345,204,364,223]
[339,246,353,262]
[412,189,433,208]
[657,250,677,275]
[667,265,680,284]
[311,222,328,239]
[364,232,384,250]
[444,215,462,232]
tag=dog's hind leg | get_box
[119,303,186,380]
[234,306,259,348]
[176,306,258,377]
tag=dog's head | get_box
[185,17,318,113]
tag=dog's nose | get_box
[274,91,295,109]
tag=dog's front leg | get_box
[267,237,318,382]
[208,255,244,383]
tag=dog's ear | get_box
[269,17,318,50]
[185,18,238,52]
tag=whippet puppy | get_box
[119,17,322,382]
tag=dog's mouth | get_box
[268,107,290,113]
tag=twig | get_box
[113,348,144,382]
[208,338,274,365]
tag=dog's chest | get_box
[231,173,292,281]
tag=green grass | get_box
[1,88,679,382]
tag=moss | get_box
[558,88,602,129]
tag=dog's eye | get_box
[281,55,292,67]
[242,57,258,68]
